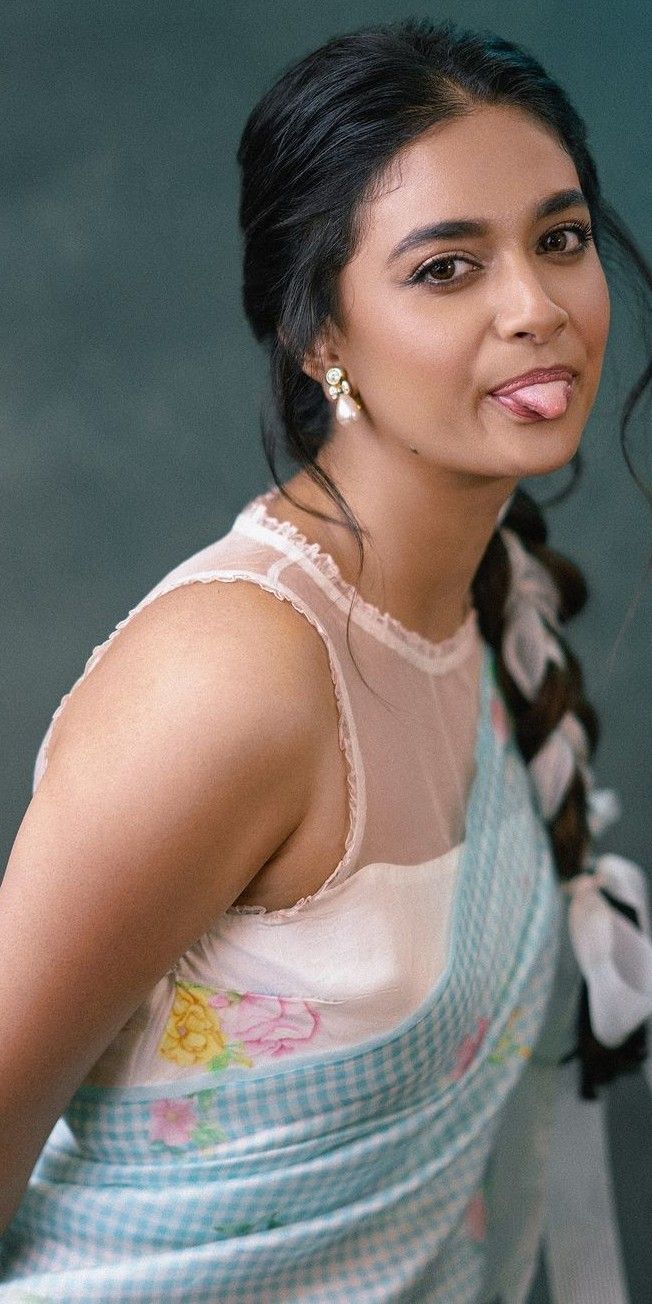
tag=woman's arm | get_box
[0,581,325,1230]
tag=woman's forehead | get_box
[354,105,580,258]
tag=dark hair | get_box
[236,17,650,1096]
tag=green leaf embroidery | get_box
[207,1041,253,1073]
[488,1006,532,1065]
[195,1089,217,1111]
[192,1123,226,1146]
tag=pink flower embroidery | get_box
[464,1190,487,1242]
[209,991,321,1059]
[149,1096,198,1147]
[491,696,510,743]
[208,991,231,1010]
[452,1016,490,1079]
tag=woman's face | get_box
[323,103,611,480]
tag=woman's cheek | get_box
[581,261,611,361]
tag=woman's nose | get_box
[492,256,569,341]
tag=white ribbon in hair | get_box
[585,785,622,839]
[528,709,593,823]
[563,854,652,1047]
[499,526,585,823]
[498,523,652,1048]
[499,526,566,702]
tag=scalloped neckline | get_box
[238,489,479,664]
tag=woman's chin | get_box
[479,403,584,473]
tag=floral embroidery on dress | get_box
[149,1090,226,1151]
[488,1005,532,1066]
[443,1006,531,1096]
[157,981,322,1074]
[158,982,252,1071]
[208,989,322,1058]
[451,1015,490,1080]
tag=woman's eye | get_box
[540,221,594,254]
[410,221,593,289]
[412,255,477,286]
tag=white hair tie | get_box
[498,526,586,823]
[498,522,652,1054]
[499,526,566,701]
[528,710,592,822]
[563,854,652,1047]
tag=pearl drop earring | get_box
[325,366,363,424]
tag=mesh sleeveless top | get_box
[0,486,572,1303]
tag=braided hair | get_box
[236,18,651,1098]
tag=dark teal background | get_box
[2,2,650,861]
[0,5,650,1298]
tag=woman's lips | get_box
[488,377,575,420]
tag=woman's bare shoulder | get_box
[45,575,335,779]
[0,577,337,1216]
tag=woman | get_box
[1,17,650,1304]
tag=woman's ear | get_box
[302,349,327,385]
[304,337,349,389]
[276,328,321,382]
[277,325,344,390]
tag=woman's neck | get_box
[272,439,516,644]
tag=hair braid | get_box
[471,487,647,1095]
[472,486,598,882]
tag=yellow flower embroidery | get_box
[488,1005,532,1066]
[159,983,227,1067]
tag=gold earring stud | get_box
[325,366,362,424]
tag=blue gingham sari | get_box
[0,647,563,1303]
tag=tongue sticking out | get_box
[493,379,573,419]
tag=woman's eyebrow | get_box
[386,187,589,264]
